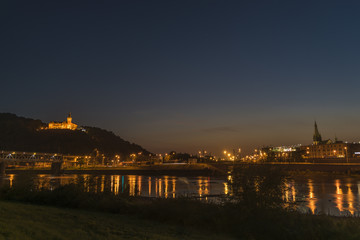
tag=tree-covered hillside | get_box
[0,113,150,158]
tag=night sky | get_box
[2,1,360,155]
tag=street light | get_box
[222,150,228,161]
[345,147,348,163]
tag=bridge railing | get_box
[0,151,63,162]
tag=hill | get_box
[0,113,150,158]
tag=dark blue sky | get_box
[2,0,360,155]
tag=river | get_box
[2,173,360,216]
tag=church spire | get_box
[313,121,322,145]
[67,112,72,124]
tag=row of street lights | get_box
[222,148,241,161]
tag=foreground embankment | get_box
[3,165,360,239]
[1,185,360,240]
[0,201,230,240]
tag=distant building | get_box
[188,158,198,164]
[313,121,322,145]
[301,121,360,159]
[260,145,303,162]
[260,121,360,162]
[47,113,78,130]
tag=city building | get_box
[301,122,360,160]
[46,113,78,130]
[259,122,360,162]
[260,145,303,162]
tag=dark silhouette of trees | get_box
[0,113,150,157]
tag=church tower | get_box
[313,121,322,145]
[67,112,72,124]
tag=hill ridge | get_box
[0,113,150,159]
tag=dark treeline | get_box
[0,113,149,157]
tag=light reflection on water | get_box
[0,174,225,199]
[308,179,316,214]
[3,174,360,216]
[290,176,360,216]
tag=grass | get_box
[3,185,360,240]
[0,201,233,240]
[2,200,360,240]
[4,168,360,239]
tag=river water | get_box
[2,173,360,216]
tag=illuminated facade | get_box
[301,141,360,159]
[47,113,78,130]
[301,122,360,159]
[260,145,302,162]
[260,122,360,162]
[302,142,348,158]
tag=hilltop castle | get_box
[47,113,78,130]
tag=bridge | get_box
[0,151,76,175]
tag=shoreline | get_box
[5,162,360,176]
[6,164,223,176]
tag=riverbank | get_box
[0,201,231,240]
[7,162,360,177]
[258,162,360,174]
[3,165,360,239]
[6,163,226,176]
[1,191,360,240]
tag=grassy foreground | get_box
[2,190,360,240]
[0,201,233,240]
[3,168,360,239]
